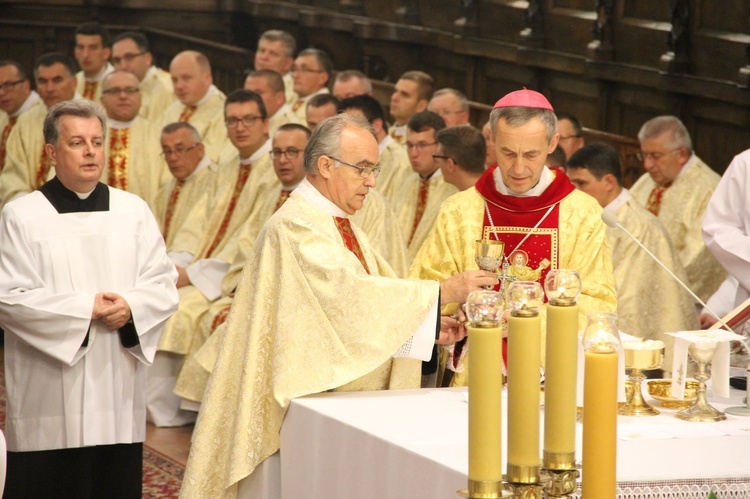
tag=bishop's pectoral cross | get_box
[498,258,517,294]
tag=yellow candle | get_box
[467,324,504,482]
[544,302,579,468]
[507,314,541,482]
[582,348,618,499]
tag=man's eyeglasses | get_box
[0,79,26,92]
[271,148,302,160]
[432,154,452,162]
[558,134,581,141]
[111,52,147,65]
[161,144,200,157]
[405,141,437,151]
[102,86,140,96]
[328,155,381,179]
[636,148,680,162]
[226,115,263,128]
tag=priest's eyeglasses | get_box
[328,155,381,179]
[636,148,680,162]
[111,52,146,65]
[405,141,437,151]
[0,79,26,92]
[102,86,140,96]
[271,148,302,160]
[226,115,263,128]
[161,144,200,157]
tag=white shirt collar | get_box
[12,91,40,117]
[379,134,394,154]
[142,66,158,84]
[184,156,211,181]
[84,63,114,82]
[493,165,554,197]
[195,84,218,107]
[674,153,697,182]
[293,177,348,218]
[240,138,272,164]
[604,188,631,214]
[107,117,137,129]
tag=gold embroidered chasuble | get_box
[375,136,412,208]
[161,87,228,163]
[630,156,726,302]
[180,191,439,498]
[154,159,215,251]
[0,113,17,173]
[410,167,617,385]
[157,150,276,356]
[0,102,52,207]
[138,66,176,123]
[394,170,458,263]
[268,103,304,136]
[75,63,115,104]
[102,117,167,209]
[607,194,699,368]
[282,71,298,106]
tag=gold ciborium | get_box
[619,340,665,416]
[475,239,505,277]
[675,337,726,422]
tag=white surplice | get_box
[0,185,178,452]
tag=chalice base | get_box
[675,400,726,422]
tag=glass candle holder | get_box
[544,269,582,306]
[506,281,544,317]
[466,290,504,328]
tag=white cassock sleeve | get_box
[702,152,750,294]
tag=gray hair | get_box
[259,30,297,59]
[43,100,107,145]
[637,115,693,152]
[431,88,469,112]
[304,114,375,174]
[161,122,201,143]
[489,106,557,143]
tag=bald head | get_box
[170,50,213,107]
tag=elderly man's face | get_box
[46,115,105,192]
[494,116,558,195]
[160,127,204,180]
[428,93,468,127]
[36,62,77,108]
[170,53,212,107]
[101,72,141,122]
[272,128,308,187]
[639,132,689,186]
[111,38,152,81]
[0,64,31,115]
[74,34,111,77]
[254,38,294,75]
[324,126,379,215]
[291,54,328,98]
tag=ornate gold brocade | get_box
[107,128,130,191]
[180,193,438,498]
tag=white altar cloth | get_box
[280,387,750,499]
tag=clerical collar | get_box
[604,188,631,214]
[420,168,442,182]
[300,87,329,101]
[143,66,158,85]
[84,62,114,82]
[40,176,109,213]
[184,156,211,181]
[494,165,553,197]
[12,91,40,118]
[108,117,137,129]
[293,177,348,218]
[195,85,218,107]
[390,123,407,139]
[379,134,394,154]
[281,181,301,192]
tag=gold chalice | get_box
[619,340,664,416]
[676,337,726,422]
[474,239,505,288]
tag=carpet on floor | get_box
[0,367,184,498]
